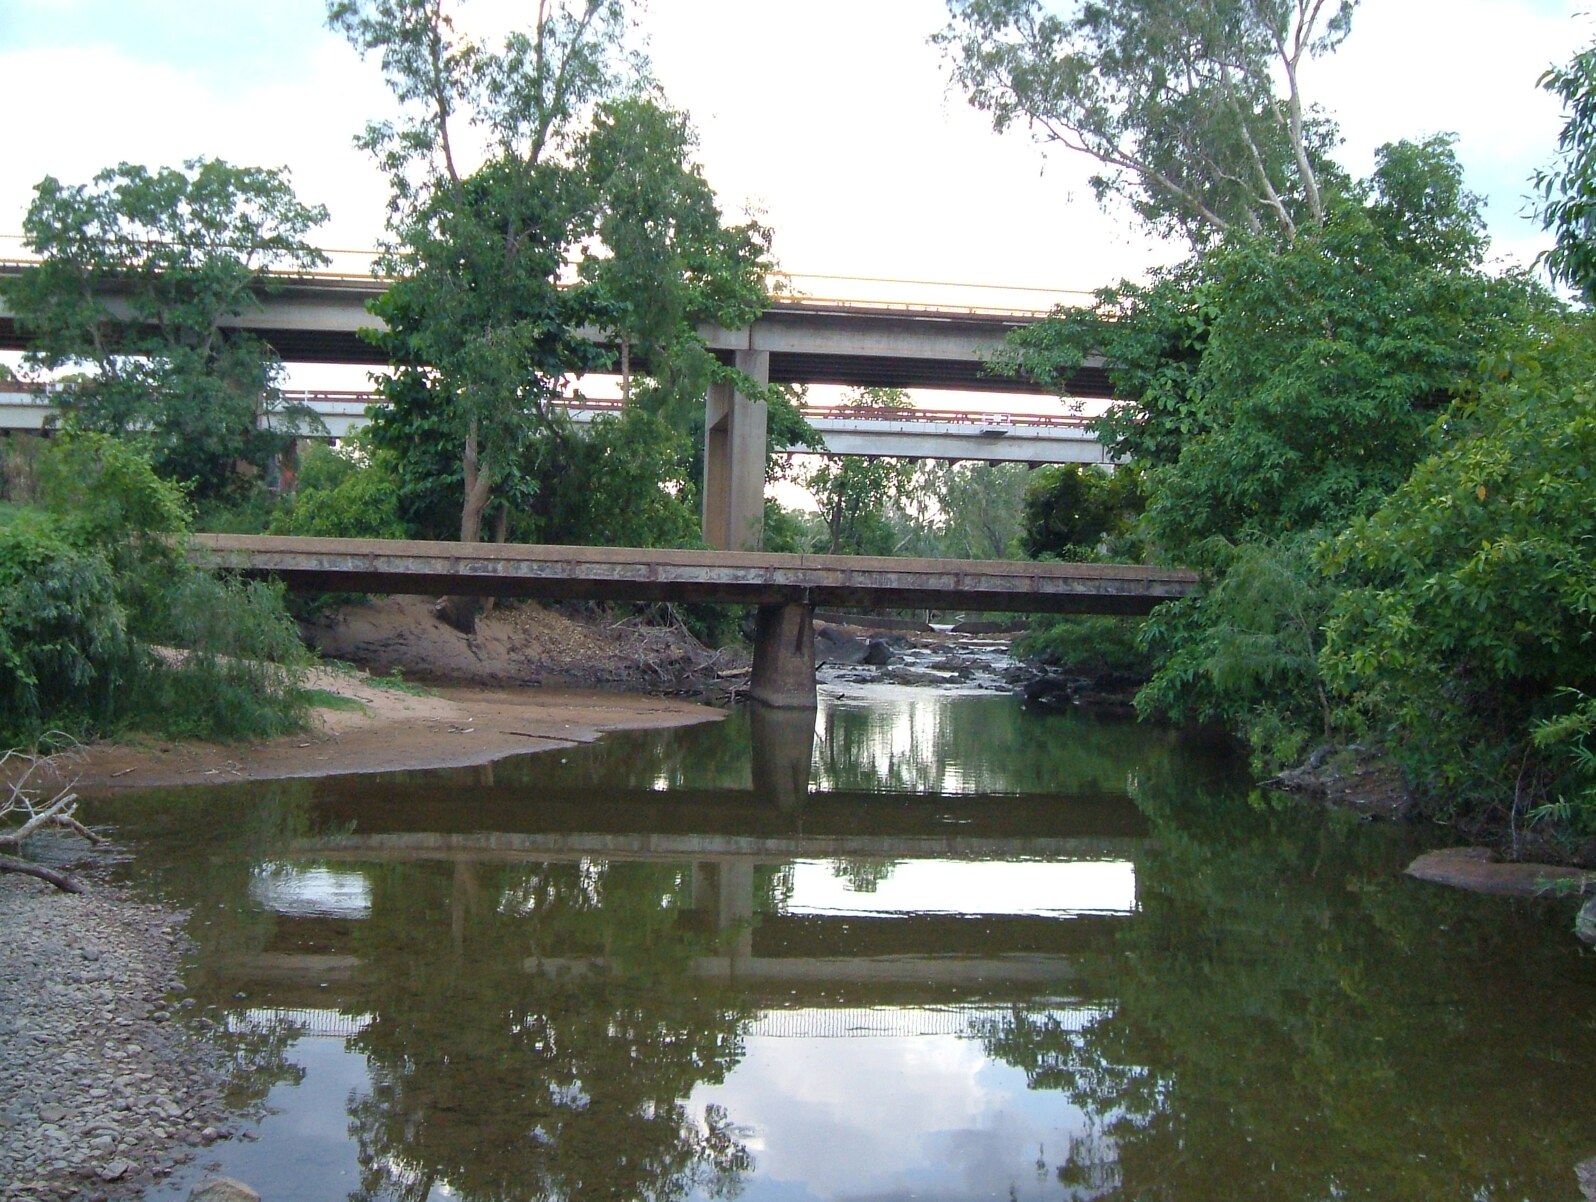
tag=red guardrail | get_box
[2,384,1094,431]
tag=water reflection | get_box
[84,687,1596,1201]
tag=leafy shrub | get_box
[1322,338,1596,828]
[1016,615,1152,680]
[1137,536,1338,772]
[0,513,133,742]
[0,433,312,743]
[270,443,407,540]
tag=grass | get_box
[322,659,433,697]
[299,688,366,714]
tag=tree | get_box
[334,2,788,581]
[1020,463,1141,559]
[1008,139,1548,559]
[998,139,1562,774]
[803,388,919,555]
[330,0,637,552]
[1,434,308,749]
[2,160,329,503]
[1535,40,1596,299]
[936,0,1355,245]
[899,461,1030,560]
[578,93,773,421]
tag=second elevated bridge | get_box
[0,386,1112,467]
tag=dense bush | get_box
[0,513,133,740]
[1322,335,1596,835]
[0,433,309,744]
[1015,615,1152,680]
[1020,464,1143,560]
[270,442,408,540]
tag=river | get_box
[86,667,1596,1201]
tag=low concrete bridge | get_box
[192,533,1196,707]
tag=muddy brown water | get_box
[86,678,1596,1201]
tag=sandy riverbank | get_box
[71,669,724,793]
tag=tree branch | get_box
[0,856,83,893]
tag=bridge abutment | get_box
[748,602,817,709]
[702,349,769,551]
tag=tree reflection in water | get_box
[339,858,755,1202]
[974,770,1596,1201]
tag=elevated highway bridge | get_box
[1,261,1116,546]
[0,384,1111,466]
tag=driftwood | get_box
[0,854,84,893]
[0,739,102,892]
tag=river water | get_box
[87,671,1596,1201]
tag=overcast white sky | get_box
[2,1,1589,282]
[0,0,1590,397]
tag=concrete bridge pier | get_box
[702,350,769,551]
[748,602,817,709]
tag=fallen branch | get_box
[0,854,83,893]
[1,737,104,890]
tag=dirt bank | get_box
[72,673,722,793]
[67,598,731,792]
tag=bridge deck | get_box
[192,534,1196,615]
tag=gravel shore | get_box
[0,840,239,1201]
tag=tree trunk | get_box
[435,419,494,634]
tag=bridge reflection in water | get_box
[91,688,1179,1200]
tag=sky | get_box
[0,0,1590,382]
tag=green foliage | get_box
[998,138,1577,804]
[2,158,328,502]
[578,93,774,422]
[937,0,1353,244]
[1015,614,1152,679]
[133,571,310,741]
[36,432,190,614]
[803,387,918,555]
[1535,41,1596,299]
[761,499,810,555]
[1009,140,1544,555]
[895,461,1029,560]
[0,434,46,505]
[1322,330,1596,828]
[0,435,308,744]
[523,408,700,549]
[1137,536,1337,769]
[1020,463,1142,559]
[0,513,133,741]
[270,443,407,540]
[334,2,787,552]
[1143,140,1541,555]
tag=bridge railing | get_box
[274,391,1095,430]
[0,382,1096,433]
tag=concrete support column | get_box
[702,349,770,551]
[748,602,817,709]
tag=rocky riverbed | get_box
[0,840,240,1200]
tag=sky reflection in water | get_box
[86,683,1596,1202]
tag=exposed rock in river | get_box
[1405,846,1596,898]
[1578,898,1596,947]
